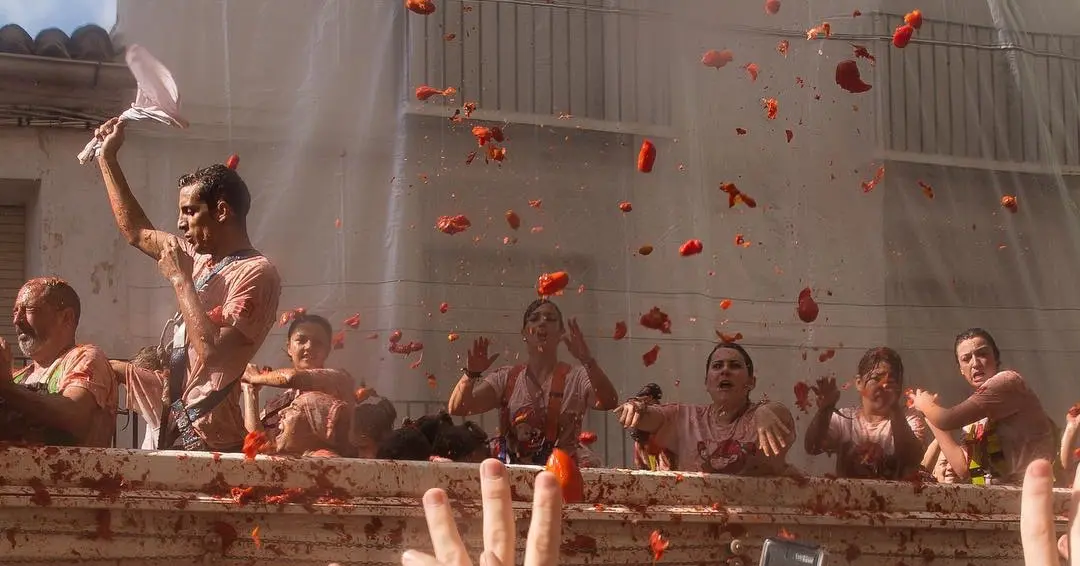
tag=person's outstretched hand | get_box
[1021,458,1078,564]
[402,458,562,566]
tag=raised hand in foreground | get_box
[402,458,562,566]
[1020,458,1078,564]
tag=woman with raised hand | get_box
[804,347,928,480]
[447,298,619,466]
[911,328,1057,485]
[613,342,796,475]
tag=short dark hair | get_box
[522,298,565,330]
[287,313,333,342]
[376,426,432,461]
[705,342,754,377]
[22,277,81,326]
[857,347,904,387]
[177,164,251,222]
[954,327,1001,365]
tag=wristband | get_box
[463,368,483,379]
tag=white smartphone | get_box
[758,538,826,566]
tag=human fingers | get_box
[480,459,515,565]
[421,488,471,566]
[522,472,562,566]
[1020,459,1059,566]
[401,550,443,566]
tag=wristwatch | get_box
[463,367,483,379]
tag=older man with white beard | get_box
[0,278,117,447]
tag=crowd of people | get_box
[0,117,1075,506]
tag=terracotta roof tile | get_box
[0,24,120,62]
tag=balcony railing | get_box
[877,13,1080,172]
[405,0,672,134]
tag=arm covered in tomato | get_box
[448,374,500,416]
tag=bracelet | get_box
[462,368,483,379]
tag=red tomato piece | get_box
[649,530,670,562]
[764,0,780,14]
[892,24,914,48]
[776,40,789,57]
[701,49,734,69]
[640,307,672,334]
[439,302,449,314]
[544,448,584,503]
[505,210,521,230]
[637,139,656,173]
[638,244,654,256]
[797,287,819,323]
[537,271,570,296]
[918,180,934,199]
[406,0,436,15]
[735,127,748,135]
[528,199,542,209]
[578,431,598,445]
[642,345,661,367]
[355,388,372,403]
[835,60,872,94]
[719,299,732,310]
[818,349,836,362]
[852,44,876,65]
[793,381,814,413]
[618,201,633,212]
[1001,195,1018,213]
[785,129,794,143]
[904,9,923,30]
[344,313,361,329]
[762,97,779,119]
[716,331,743,343]
[331,330,345,350]
[389,330,403,344]
[242,431,271,460]
[743,63,759,81]
[678,239,703,257]
[435,214,471,235]
[225,154,239,170]
[472,126,493,146]
[613,321,628,340]
[416,85,454,100]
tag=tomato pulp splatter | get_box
[578,431,598,445]
[343,313,361,329]
[1001,195,1019,213]
[225,154,240,170]
[544,448,584,503]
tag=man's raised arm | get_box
[95,118,171,260]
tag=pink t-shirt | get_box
[17,345,118,447]
[824,407,928,479]
[956,370,1056,484]
[651,401,796,475]
[483,364,595,461]
[180,240,280,449]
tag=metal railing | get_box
[405,0,671,129]
[878,13,1080,167]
